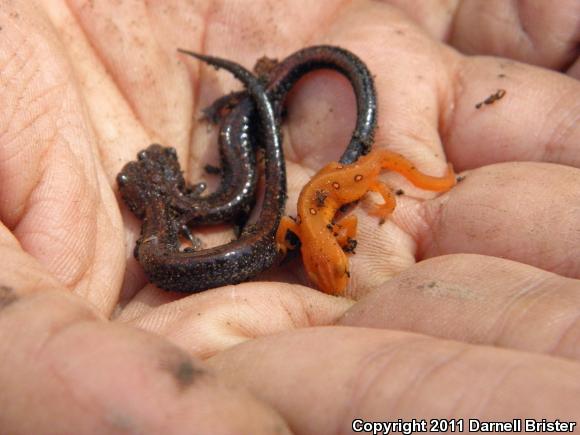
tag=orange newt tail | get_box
[276,148,456,296]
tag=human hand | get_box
[1,0,579,433]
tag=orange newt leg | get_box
[368,181,396,225]
[332,215,358,247]
[276,216,300,255]
[378,150,456,192]
[333,214,358,254]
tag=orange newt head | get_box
[302,242,349,296]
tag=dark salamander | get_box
[171,45,379,233]
[117,46,377,292]
[121,46,377,245]
[118,52,286,292]
[206,45,377,165]
[117,94,259,242]
[268,45,377,164]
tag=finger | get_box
[340,254,580,361]
[273,2,460,295]
[0,0,124,313]
[282,162,580,300]
[40,0,158,299]
[418,162,580,279]
[0,238,289,431]
[117,281,353,359]
[383,0,580,74]
[374,0,459,42]
[174,1,345,185]
[278,5,579,297]
[40,0,153,182]
[568,57,580,80]
[0,222,62,295]
[209,327,580,434]
[0,285,290,433]
[443,56,580,170]
[288,1,454,176]
[450,0,580,73]
[280,2,580,174]
[66,0,194,163]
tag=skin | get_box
[0,0,579,434]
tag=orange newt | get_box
[276,148,456,296]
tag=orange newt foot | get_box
[331,215,358,248]
[366,181,396,225]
